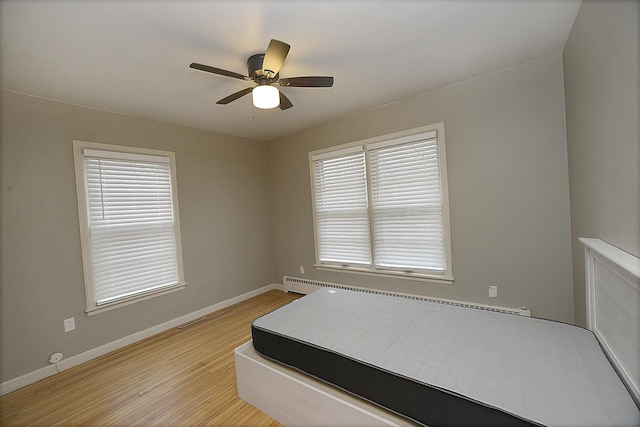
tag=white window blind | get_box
[75,143,185,311]
[310,125,452,282]
[312,149,371,266]
[369,135,444,272]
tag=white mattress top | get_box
[254,288,640,426]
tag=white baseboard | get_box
[0,365,58,396]
[0,283,282,396]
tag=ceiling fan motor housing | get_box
[248,54,277,82]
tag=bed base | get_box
[234,341,418,427]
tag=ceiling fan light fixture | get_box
[252,85,280,109]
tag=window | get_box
[73,141,186,315]
[310,124,452,283]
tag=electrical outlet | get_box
[299,265,305,274]
[64,317,76,332]
[489,285,498,298]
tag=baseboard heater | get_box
[283,276,531,317]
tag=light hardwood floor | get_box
[0,290,301,426]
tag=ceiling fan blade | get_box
[262,39,290,78]
[190,63,249,81]
[279,91,293,110]
[278,76,334,88]
[216,87,253,105]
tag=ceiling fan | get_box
[190,39,333,110]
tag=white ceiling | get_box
[0,0,581,142]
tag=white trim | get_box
[0,365,58,397]
[310,145,364,161]
[0,283,281,396]
[367,130,436,150]
[307,124,441,162]
[85,284,187,316]
[314,264,454,285]
[438,125,453,278]
[75,140,177,159]
[83,148,170,164]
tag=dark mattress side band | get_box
[252,324,540,427]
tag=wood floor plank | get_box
[0,290,300,426]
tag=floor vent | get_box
[283,276,530,317]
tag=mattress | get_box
[252,288,640,427]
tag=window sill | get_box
[314,265,453,285]
[85,283,187,316]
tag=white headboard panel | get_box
[580,238,640,405]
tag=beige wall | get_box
[267,53,574,323]
[563,0,640,327]
[0,90,274,382]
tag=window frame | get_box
[309,123,453,284]
[73,141,186,315]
